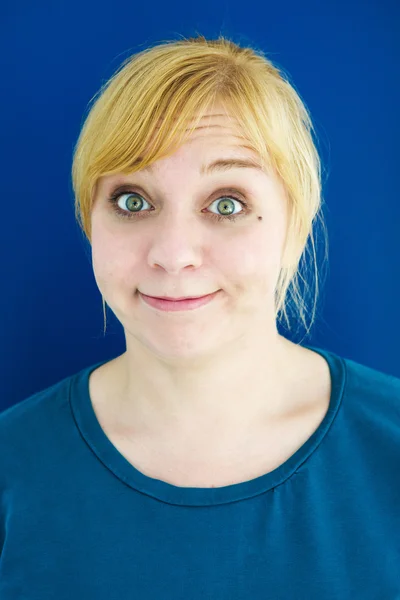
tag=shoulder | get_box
[0,373,72,432]
[343,354,400,406]
[340,354,400,439]
[0,368,84,473]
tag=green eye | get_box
[108,189,249,223]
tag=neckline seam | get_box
[67,346,346,506]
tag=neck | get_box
[105,333,303,448]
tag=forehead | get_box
[97,107,275,190]
[136,153,266,177]
[134,107,264,170]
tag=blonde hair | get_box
[71,34,329,339]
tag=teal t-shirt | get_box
[1,344,399,599]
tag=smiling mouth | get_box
[140,292,218,301]
[138,290,221,311]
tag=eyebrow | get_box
[134,156,265,176]
[200,158,265,176]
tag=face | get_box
[90,104,289,362]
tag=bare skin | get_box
[88,101,332,487]
[89,342,331,487]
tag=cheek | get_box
[220,227,284,281]
[91,222,135,292]
[90,210,285,298]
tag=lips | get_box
[139,290,220,312]
[141,293,214,301]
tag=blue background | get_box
[1,1,399,411]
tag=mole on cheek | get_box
[257,216,263,221]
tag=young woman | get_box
[1,34,399,599]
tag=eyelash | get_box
[107,188,249,223]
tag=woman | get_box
[1,34,399,599]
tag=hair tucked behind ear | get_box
[72,33,329,341]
